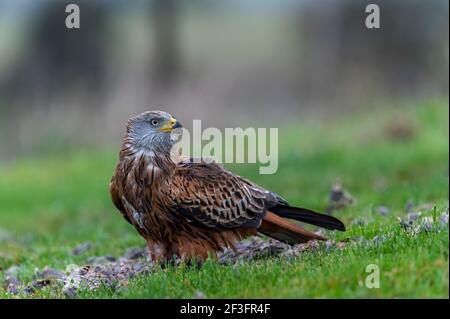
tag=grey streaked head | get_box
[126,110,182,153]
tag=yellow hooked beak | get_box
[159,117,182,132]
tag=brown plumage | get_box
[109,111,345,263]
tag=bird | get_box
[109,110,345,263]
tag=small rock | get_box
[65,264,80,274]
[72,242,93,256]
[398,217,414,230]
[24,279,51,294]
[420,217,434,232]
[440,213,449,227]
[63,286,77,298]
[314,229,326,237]
[4,265,22,293]
[398,216,423,236]
[86,255,116,265]
[324,240,334,250]
[354,236,365,242]
[377,206,390,216]
[7,283,20,295]
[326,181,355,214]
[106,255,117,261]
[5,274,21,287]
[415,203,435,212]
[78,265,91,275]
[405,200,415,213]
[5,265,21,278]
[118,256,131,264]
[351,218,367,227]
[33,279,51,289]
[194,290,206,299]
[36,267,66,281]
[123,247,146,260]
[372,234,388,245]
[306,240,320,250]
[93,265,103,273]
[133,261,149,275]
[218,236,295,264]
[4,267,23,295]
[407,212,421,222]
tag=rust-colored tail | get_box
[258,211,327,245]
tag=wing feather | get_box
[169,161,279,229]
[109,177,133,225]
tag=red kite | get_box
[110,111,345,263]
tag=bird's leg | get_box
[174,237,215,267]
[146,239,168,265]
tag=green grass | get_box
[0,98,448,298]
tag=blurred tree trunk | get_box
[150,0,181,89]
[297,0,449,106]
[1,0,108,113]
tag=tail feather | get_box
[258,212,326,245]
[271,204,346,231]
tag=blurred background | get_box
[0,1,448,298]
[0,0,448,161]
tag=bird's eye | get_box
[151,119,159,126]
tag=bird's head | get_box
[126,110,182,154]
